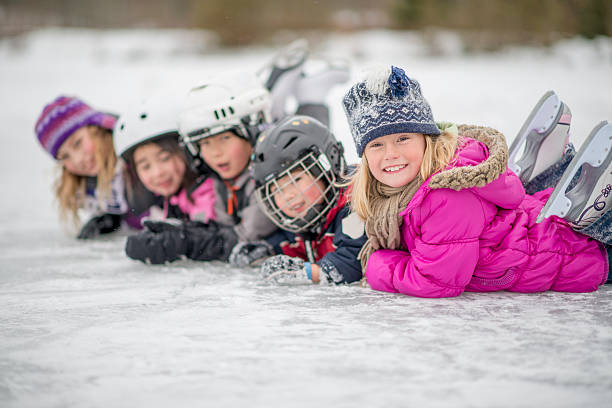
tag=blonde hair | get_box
[55,126,117,228]
[350,129,459,221]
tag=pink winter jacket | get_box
[168,177,216,222]
[366,131,608,298]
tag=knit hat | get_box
[35,96,117,159]
[342,65,440,157]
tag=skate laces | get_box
[573,179,612,228]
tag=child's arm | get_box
[233,192,279,242]
[366,189,485,298]
[317,209,367,284]
[259,208,366,284]
[228,229,295,267]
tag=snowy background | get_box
[1,28,612,407]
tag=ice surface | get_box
[1,29,611,407]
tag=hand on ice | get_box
[77,213,122,239]
[229,241,274,267]
[126,219,238,264]
[125,228,187,264]
[260,255,311,284]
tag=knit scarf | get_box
[357,175,423,273]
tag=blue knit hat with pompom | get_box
[342,66,440,157]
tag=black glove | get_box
[185,221,238,262]
[126,219,238,264]
[141,219,188,233]
[228,241,274,267]
[125,228,188,264]
[77,213,122,239]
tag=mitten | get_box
[125,229,188,264]
[141,218,185,233]
[228,241,274,267]
[260,255,311,284]
[177,220,238,262]
[77,213,122,239]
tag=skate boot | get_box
[508,91,571,184]
[295,57,350,105]
[259,39,309,121]
[293,58,350,126]
[536,120,612,229]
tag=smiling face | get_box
[364,132,426,188]
[198,131,252,180]
[271,168,326,219]
[56,126,99,177]
[133,142,186,197]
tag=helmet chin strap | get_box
[240,112,270,145]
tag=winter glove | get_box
[260,255,312,284]
[77,213,122,239]
[126,219,238,264]
[228,241,274,267]
[187,222,238,262]
[141,219,188,233]
[125,228,188,264]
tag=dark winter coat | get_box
[266,188,366,284]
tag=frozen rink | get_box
[1,29,612,407]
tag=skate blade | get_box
[258,39,309,77]
[509,91,563,176]
[516,103,571,184]
[272,38,309,69]
[536,120,612,223]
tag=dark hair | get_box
[123,135,199,214]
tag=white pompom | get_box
[361,64,391,96]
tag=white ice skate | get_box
[258,38,309,90]
[258,39,309,121]
[295,57,350,105]
[536,120,612,226]
[508,91,571,184]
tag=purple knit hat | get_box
[35,96,117,159]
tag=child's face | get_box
[133,142,186,197]
[56,126,98,177]
[271,169,326,219]
[198,131,252,180]
[364,132,425,188]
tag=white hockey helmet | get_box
[114,88,188,160]
[178,71,272,157]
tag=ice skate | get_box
[508,91,571,184]
[536,120,612,227]
[258,38,309,121]
[295,57,350,105]
[260,38,309,90]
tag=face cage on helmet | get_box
[256,151,340,234]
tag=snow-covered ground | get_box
[1,28,611,407]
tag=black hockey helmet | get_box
[251,115,346,233]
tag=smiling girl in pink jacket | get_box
[343,65,610,298]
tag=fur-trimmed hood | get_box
[425,124,525,210]
[429,124,509,191]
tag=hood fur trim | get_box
[428,125,508,191]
